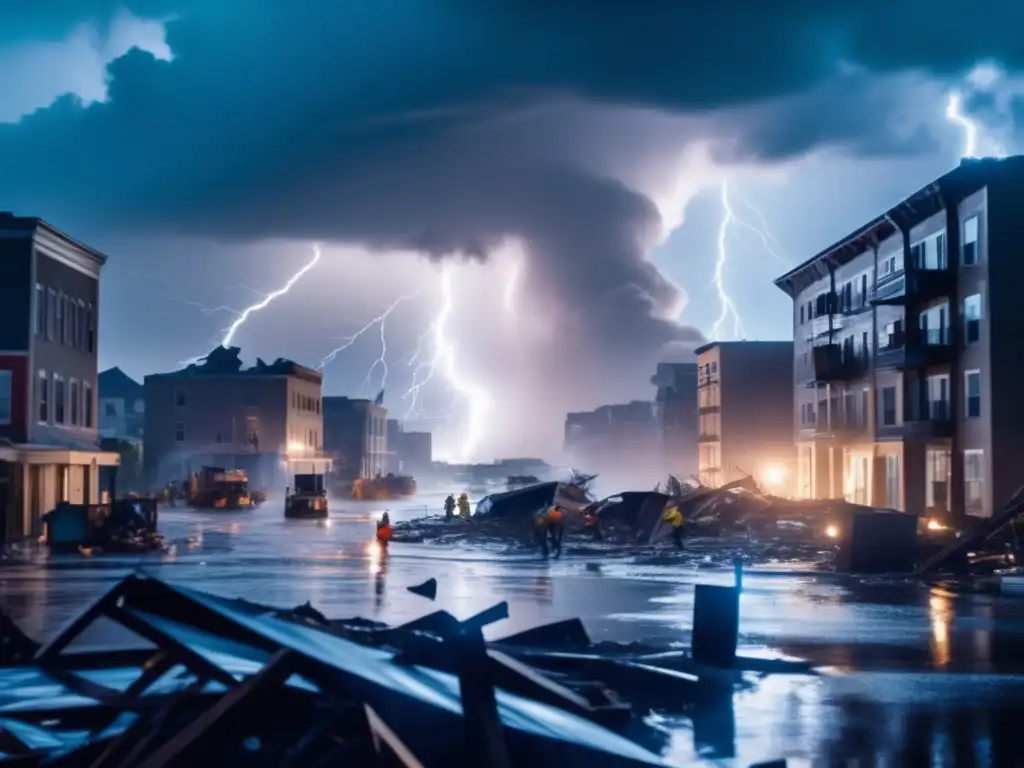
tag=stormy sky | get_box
[2,3,1023,462]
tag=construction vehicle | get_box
[285,474,329,520]
[187,466,253,510]
[351,473,417,500]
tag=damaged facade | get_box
[651,362,698,479]
[696,342,794,491]
[0,213,119,542]
[564,400,659,480]
[775,157,1024,519]
[323,396,388,482]
[143,347,329,490]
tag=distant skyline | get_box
[2,5,1023,461]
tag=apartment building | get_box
[0,213,120,540]
[774,156,1024,519]
[696,341,795,490]
[144,346,328,490]
[651,362,698,479]
[322,396,389,482]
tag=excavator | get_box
[351,473,417,500]
[187,466,253,511]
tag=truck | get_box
[285,474,329,520]
[187,466,253,510]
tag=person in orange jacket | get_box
[534,504,564,558]
[376,511,393,544]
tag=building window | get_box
[83,382,92,428]
[56,293,65,345]
[86,304,95,353]
[63,297,74,346]
[0,370,10,426]
[46,288,57,341]
[54,375,65,424]
[965,370,981,418]
[884,454,901,510]
[105,401,117,418]
[964,293,982,344]
[174,387,186,407]
[58,465,70,503]
[174,421,185,442]
[76,301,86,349]
[37,371,48,423]
[963,216,979,265]
[34,284,45,336]
[926,374,950,420]
[799,305,804,324]
[879,386,897,426]
[964,449,984,516]
[69,379,80,426]
[926,448,950,512]
[246,417,259,449]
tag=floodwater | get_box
[4,490,1024,766]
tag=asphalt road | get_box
[4,492,1024,766]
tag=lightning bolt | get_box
[504,260,521,314]
[221,244,323,347]
[710,183,747,341]
[402,266,491,461]
[945,92,979,158]
[318,290,422,397]
[708,182,791,342]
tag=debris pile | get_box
[41,497,163,555]
[0,573,794,766]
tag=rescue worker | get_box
[376,511,393,545]
[444,493,456,521]
[545,504,565,557]
[582,506,602,541]
[457,493,471,518]
[663,502,686,549]
[533,509,551,557]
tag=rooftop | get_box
[694,340,794,356]
[773,155,1024,298]
[98,367,143,400]
[151,346,322,384]
[0,211,108,265]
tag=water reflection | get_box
[929,590,953,668]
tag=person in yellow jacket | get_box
[457,492,471,518]
[663,503,686,549]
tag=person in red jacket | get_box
[376,511,393,544]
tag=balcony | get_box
[809,420,870,441]
[697,432,720,443]
[876,400,954,440]
[875,329,954,370]
[697,405,721,415]
[804,344,869,384]
[871,268,953,307]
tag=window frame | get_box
[37,370,48,424]
[174,421,186,442]
[963,293,982,345]
[69,378,80,426]
[53,374,65,425]
[965,369,981,419]
[963,216,979,266]
[174,387,186,407]
[964,448,984,515]
[83,381,92,428]
[0,369,11,426]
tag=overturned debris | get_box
[0,573,797,767]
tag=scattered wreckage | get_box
[0,572,794,767]
[394,471,1024,578]
[41,497,164,555]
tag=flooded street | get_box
[5,491,1024,765]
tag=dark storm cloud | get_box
[2,0,1022,430]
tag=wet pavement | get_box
[4,491,1024,766]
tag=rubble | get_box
[0,572,796,767]
[394,472,1024,576]
[42,497,164,555]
